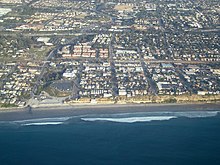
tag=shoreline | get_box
[0,102,220,121]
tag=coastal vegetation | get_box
[0,103,18,108]
[66,94,220,105]
[44,86,71,97]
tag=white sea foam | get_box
[21,122,64,126]
[14,117,71,123]
[174,111,219,118]
[0,111,218,126]
[99,111,219,119]
[81,116,177,123]
[81,111,220,123]
[13,117,71,126]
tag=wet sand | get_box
[0,103,220,121]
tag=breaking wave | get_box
[21,122,64,126]
[80,111,219,123]
[12,117,71,126]
[81,116,176,123]
[0,111,219,126]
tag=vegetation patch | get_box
[0,103,18,108]
[44,86,71,97]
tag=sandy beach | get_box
[0,103,220,121]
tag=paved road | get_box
[31,48,57,97]
[109,33,118,98]
[137,47,158,95]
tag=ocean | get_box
[0,111,220,165]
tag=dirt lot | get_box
[114,4,133,11]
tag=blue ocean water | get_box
[0,111,220,165]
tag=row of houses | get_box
[114,50,148,97]
[0,63,41,106]
[61,43,109,59]
[79,62,113,98]
[182,65,220,95]
[149,63,188,95]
